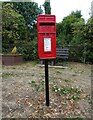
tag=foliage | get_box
[2,72,14,78]
[56,10,93,63]
[2,3,93,63]
[12,2,43,40]
[2,2,42,61]
[43,0,51,14]
[2,2,27,53]
[17,37,38,60]
[84,17,93,63]
[52,84,82,101]
[71,10,82,18]
[29,80,44,92]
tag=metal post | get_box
[45,59,49,106]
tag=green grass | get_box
[56,70,62,73]
[29,79,83,101]
[64,79,70,82]
[29,80,44,92]
[2,72,14,78]
[33,60,38,65]
[29,80,40,91]
[65,118,83,120]
[52,84,82,101]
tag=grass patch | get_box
[2,72,14,78]
[33,61,38,65]
[40,80,45,91]
[52,84,82,101]
[29,80,44,92]
[56,70,62,73]
[66,118,83,120]
[64,79,70,82]
[29,80,40,91]
[85,95,92,104]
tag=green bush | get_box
[18,38,38,61]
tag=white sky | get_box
[34,0,93,22]
[1,0,93,22]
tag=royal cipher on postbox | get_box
[37,15,56,60]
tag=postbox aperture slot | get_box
[40,23,55,26]
[46,33,49,36]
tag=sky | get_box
[34,0,93,22]
[1,0,93,22]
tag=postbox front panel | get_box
[37,15,56,59]
[38,33,56,59]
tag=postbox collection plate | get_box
[44,38,51,52]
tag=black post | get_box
[45,59,49,106]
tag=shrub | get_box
[18,37,38,61]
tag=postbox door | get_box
[38,33,56,59]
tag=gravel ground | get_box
[1,61,92,118]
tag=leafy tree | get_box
[56,10,93,63]
[2,2,43,60]
[43,0,51,14]
[56,22,63,37]
[83,17,93,63]
[71,10,82,18]
[56,11,84,62]
[62,11,83,44]
[2,2,27,53]
[71,18,85,45]
[12,2,43,40]
[56,22,67,46]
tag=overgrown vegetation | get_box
[56,11,93,63]
[52,84,82,101]
[29,80,44,92]
[2,2,93,63]
[2,2,42,60]
[29,80,83,101]
[2,72,14,78]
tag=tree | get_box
[56,11,87,62]
[56,10,93,63]
[71,18,85,45]
[83,17,93,63]
[61,10,83,44]
[2,2,27,53]
[71,10,82,18]
[56,22,67,46]
[12,2,43,40]
[43,0,51,14]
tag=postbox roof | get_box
[37,14,56,23]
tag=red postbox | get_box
[37,15,56,59]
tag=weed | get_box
[56,70,61,73]
[52,84,82,101]
[85,95,92,104]
[29,80,40,91]
[31,74,34,76]
[64,79,70,82]
[2,72,13,78]
[29,80,44,92]
[33,60,38,66]
[40,80,44,91]
[72,74,77,76]
[67,116,83,120]
[75,115,83,120]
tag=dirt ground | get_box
[1,61,92,118]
